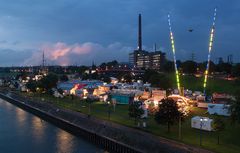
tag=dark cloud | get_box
[0,0,239,66]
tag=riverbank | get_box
[0,90,213,153]
[0,98,101,153]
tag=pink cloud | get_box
[23,42,132,66]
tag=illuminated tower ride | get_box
[203,8,217,94]
[168,14,181,94]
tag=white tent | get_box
[191,116,213,131]
[208,104,230,116]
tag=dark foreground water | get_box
[0,99,103,153]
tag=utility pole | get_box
[191,52,195,61]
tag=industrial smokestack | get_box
[138,14,142,51]
[42,51,45,67]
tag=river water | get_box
[0,99,104,153]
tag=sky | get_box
[0,0,239,66]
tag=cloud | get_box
[0,49,32,66]
[0,0,240,63]
[23,42,133,66]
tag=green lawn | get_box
[168,73,240,94]
[22,92,240,153]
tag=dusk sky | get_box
[0,0,239,66]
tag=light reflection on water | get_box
[15,106,27,128]
[31,116,45,141]
[0,99,103,153]
[56,129,74,153]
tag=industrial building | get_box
[129,14,166,70]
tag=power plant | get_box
[129,14,166,71]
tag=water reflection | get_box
[0,98,102,153]
[56,128,76,153]
[15,107,27,128]
[31,116,45,141]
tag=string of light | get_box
[168,14,181,92]
[203,8,217,94]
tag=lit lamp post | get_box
[107,101,111,120]
[200,117,204,146]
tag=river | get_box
[0,98,104,153]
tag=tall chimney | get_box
[42,51,45,67]
[138,14,142,51]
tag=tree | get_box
[16,72,28,80]
[107,60,118,67]
[82,73,90,80]
[91,72,99,80]
[102,76,111,83]
[181,60,197,74]
[57,88,64,95]
[148,73,172,90]
[229,93,240,124]
[128,102,144,125]
[198,61,216,74]
[78,66,89,75]
[123,74,133,83]
[155,98,181,132]
[60,75,69,82]
[216,62,232,74]
[143,69,158,83]
[232,63,240,77]
[99,60,118,68]
[39,73,59,91]
[99,62,107,68]
[26,80,37,92]
[163,61,174,73]
[212,116,225,144]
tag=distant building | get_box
[129,50,165,70]
[129,14,166,70]
[129,50,166,70]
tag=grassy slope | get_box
[23,92,240,153]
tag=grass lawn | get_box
[21,92,240,153]
[167,73,240,94]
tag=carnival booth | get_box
[191,116,213,131]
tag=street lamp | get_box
[86,98,92,118]
[107,101,111,120]
[200,117,204,146]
